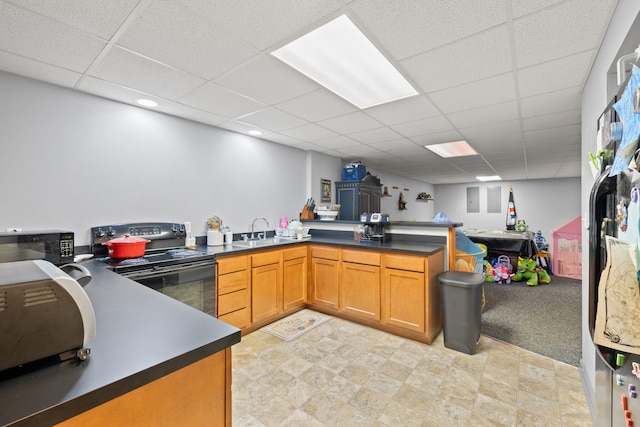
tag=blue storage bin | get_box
[342,165,366,181]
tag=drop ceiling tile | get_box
[408,130,465,146]
[460,118,522,140]
[280,123,339,141]
[318,112,383,134]
[519,87,581,117]
[511,0,564,19]
[513,0,616,68]
[78,75,163,106]
[447,101,519,129]
[402,25,513,93]
[518,50,594,98]
[261,133,305,146]
[9,0,139,39]
[391,145,435,159]
[214,54,319,105]
[364,95,440,126]
[313,135,362,150]
[369,138,421,151]
[0,2,106,72]
[117,0,259,79]
[337,144,385,157]
[276,90,357,122]
[351,0,507,59]
[90,46,206,100]
[348,126,403,144]
[216,120,265,136]
[159,102,227,127]
[288,141,327,151]
[178,82,265,118]
[237,107,308,132]
[429,73,516,114]
[177,0,345,51]
[0,51,81,87]
[524,124,580,143]
[391,116,454,138]
[522,109,581,132]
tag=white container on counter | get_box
[224,232,233,244]
[207,230,223,246]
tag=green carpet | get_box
[481,276,582,366]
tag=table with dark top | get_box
[0,261,240,427]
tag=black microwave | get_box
[0,230,74,266]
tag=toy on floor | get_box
[511,257,551,286]
[492,255,512,284]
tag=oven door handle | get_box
[121,259,216,279]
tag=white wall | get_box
[367,168,436,221]
[0,71,309,244]
[580,0,640,414]
[434,178,580,239]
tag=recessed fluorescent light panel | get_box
[424,140,478,158]
[476,175,502,181]
[271,15,418,109]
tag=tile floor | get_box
[232,312,592,426]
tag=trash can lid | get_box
[439,271,485,287]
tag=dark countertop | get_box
[0,262,240,427]
[200,236,445,257]
[302,219,463,228]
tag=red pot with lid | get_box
[102,235,151,259]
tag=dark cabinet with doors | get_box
[335,174,382,220]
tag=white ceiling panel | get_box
[237,107,308,133]
[214,54,319,105]
[90,46,206,100]
[8,0,139,39]
[0,1,106,72]
[429,73,517,114]
[351,0,507,60]
[177,82,265,118]
[117,0,259,80]
[318,112,383,135]
[518,50,595,98]
[402,25,513,93]
[513,0,616,68]
[0,0,620,184]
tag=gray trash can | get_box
[439,270,485,355]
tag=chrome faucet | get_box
[250,217,271,240]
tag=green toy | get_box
[511,258,551,286]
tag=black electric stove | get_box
[90,222,214,275]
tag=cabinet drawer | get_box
[252,250,281,267]
[383,254,425,272]
[310,246,339,261]
[342,249,380,266]
[218,270,248,294]
[218,289,248,315]
[218,308,250,330]
[217,255,248,275]
[283,246,307,261]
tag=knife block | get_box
[300,206,315,220]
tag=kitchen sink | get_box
[231,240,277,249]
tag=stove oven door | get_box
[126,261,216,317]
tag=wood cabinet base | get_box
[55,348,232,427]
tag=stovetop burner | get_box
[101,248,208,268]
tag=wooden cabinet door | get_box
[341,262,380,320]
[310,257,339,309]
[283,257,307,311]
[382,268,425,333]
[251,262,282,323]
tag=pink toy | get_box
[492,255,512,284]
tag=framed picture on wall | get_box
[321,179,331,202]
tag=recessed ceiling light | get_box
[476,175,502,181]
[424,140,478,158]
[136,99,158,108]
[248,130,262,136]
[271,15,418,109]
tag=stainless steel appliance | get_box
[91,222,216,316]
[0,260,95,372]
[0,230,74,265]
[360,213,390,242]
